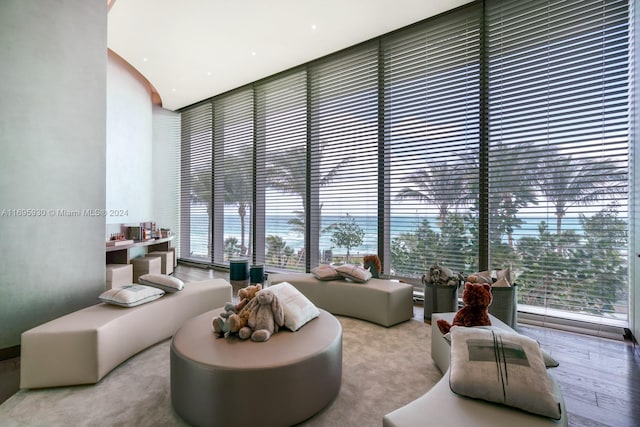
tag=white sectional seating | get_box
[268,272,414,327]
[20,279,232,389]
[383,312,568,427]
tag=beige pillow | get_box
[335,263,372,283]
[138,273,184,293]
[449,326,562,419]
[268,282,320,331]
[443,326,559,368]
[310,265,343,281]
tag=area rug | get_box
[0,316,442,427]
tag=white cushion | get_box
[449,326,562,420]
[268,282,320,331]
[443,326,560,368]
[138,273,184,293]
[310,265,343,281]
[335,263,372,283]
[98,284,164,307]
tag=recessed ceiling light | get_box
[251,51,257,57]
[143,57,148,62]
[207,71,212,76]
[171,88,176,92]
[311,24,317,30]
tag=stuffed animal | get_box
[466,271,493,284]
[212,284,262,337]
[437,282,492,335]
[238,288,284,342]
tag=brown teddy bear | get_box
[437,282,492,335]
[238,288,284,342]
[212,284,262,338]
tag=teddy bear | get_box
[212,284,262,338]
[238,288,284,342]
[437,282,492,335]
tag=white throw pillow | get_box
[335,263,372,283]
[268,282,320,331]
[98,284,164,307]
[443,326,559,368]
[310,265,343,281]
[138,273,184,293]
[449,326,562,419]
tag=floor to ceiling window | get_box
[180,102,212,263]
[309,46,380,268]
[383,4,481,280]
[212,89,254,264]
[179,0,631,327]
[255,71,308,271]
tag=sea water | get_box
[188,213,584,257]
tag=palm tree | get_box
[267,140,349,233]
[189,169,212,257]
[267,141,348,209]
[532,155,626,234]
[223,155,252,255]
[397,162,474,228]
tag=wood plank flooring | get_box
[1,263,638,427]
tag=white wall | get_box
[106,52,153,226]
[0,0,107,349]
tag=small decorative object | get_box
[363,254,381,278]
[423,261,463,287]
[212,284,262,338]
[423,261,464,321]
[249,264,265,284]
[238,288,284,342]
[436,282,493,335]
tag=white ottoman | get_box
[106,264,133,289]
[131,256,161,283]
[145,251,174,275]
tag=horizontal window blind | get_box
[178,0,631,327]
[383,3,481,279]
[255,71,308,271]
[213,89,254,265]
[180,102,213,263]
[486,0,630,322]
[309,45,379,266]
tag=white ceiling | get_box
[107,0,471,111]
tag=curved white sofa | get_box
[20,279,232,389]
[383,312,568,427]
[268,273,414,327]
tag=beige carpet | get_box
[0,316,442,427]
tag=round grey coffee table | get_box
[170,307,342,427]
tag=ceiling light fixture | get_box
[311,24,317,30]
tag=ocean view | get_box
[188,213,585,257]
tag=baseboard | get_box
[0,345,20,361]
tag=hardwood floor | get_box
[1,263,638,427]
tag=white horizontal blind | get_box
[486,0,630,322]
[180,102,212,263]
[309,45,379,266]
[382,4,481,279]
[255,71,308,271]
[212,89,254,265]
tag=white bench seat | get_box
[268,273,414,327]
[383,312,568,427]
[20,279,232,389]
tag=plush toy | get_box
[437,282,492,335]
[466,271,493,285]
[212,284,262,337]
[238,288,284,342]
